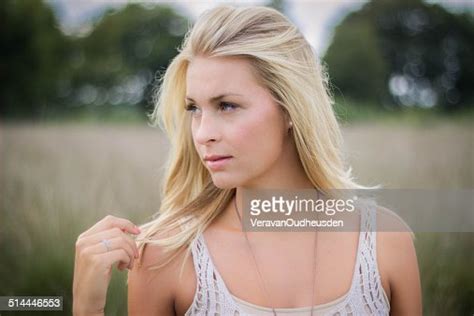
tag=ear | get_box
[281,108,293,131]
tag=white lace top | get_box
[185,201,391,315]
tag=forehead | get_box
[186,56,261,96]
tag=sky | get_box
[47,0,473,57]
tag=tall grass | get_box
[0,121,472,315]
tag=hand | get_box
[72,215,141,315]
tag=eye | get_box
[219,102,238,112]
[185,104,199,114]
[184,102,237,115]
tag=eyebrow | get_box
[185,93,243,103]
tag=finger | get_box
[87,236,137,263]
[81,215,141,238]
[78,227,139,258]
[117,261,127,271]
[117,260,134,271]
[97,249,131,270]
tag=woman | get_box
[73,5,422,316]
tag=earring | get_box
[289,121,293,129]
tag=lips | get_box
[203,155,233,170]
[204,155,233,162]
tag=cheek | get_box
[233,107,285,166]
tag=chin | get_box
[211,179,235,190]
[210,173,242,189]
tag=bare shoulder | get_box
[127,226,185,316]
[375,205,423,315]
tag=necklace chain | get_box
[233,195,318,316]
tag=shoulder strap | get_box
[188,234,241,314]
[186,235,208,314]
[357,200,391,313]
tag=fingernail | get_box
[134,226,141,233]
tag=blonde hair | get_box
[134,5,382,278]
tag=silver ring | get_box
[101,239,111,252]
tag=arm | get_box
[379,230,422,316]
[127,239,177,315]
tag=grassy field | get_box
[0,120,472,315]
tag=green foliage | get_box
[325,17,388,102]
[0,0,70,119]
[69,4,187,114]
[2,0,473,121]
[0,1,187,121]
[324,0,474,111]
[416,233,474,315]
[333,97,474,126]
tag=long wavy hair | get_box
[134,4,381,278]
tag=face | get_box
[186,56,290,189]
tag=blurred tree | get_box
[0,1,187,120]
[267,0,287,13]
[325,17,388,103]
[0,0,70,120]
[68,4,187,115]
[324,0,474,111]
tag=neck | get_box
[218,138,317,236]
[214,180,318,242]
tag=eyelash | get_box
[185,102,238,114]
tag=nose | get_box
[193,111,221,145]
